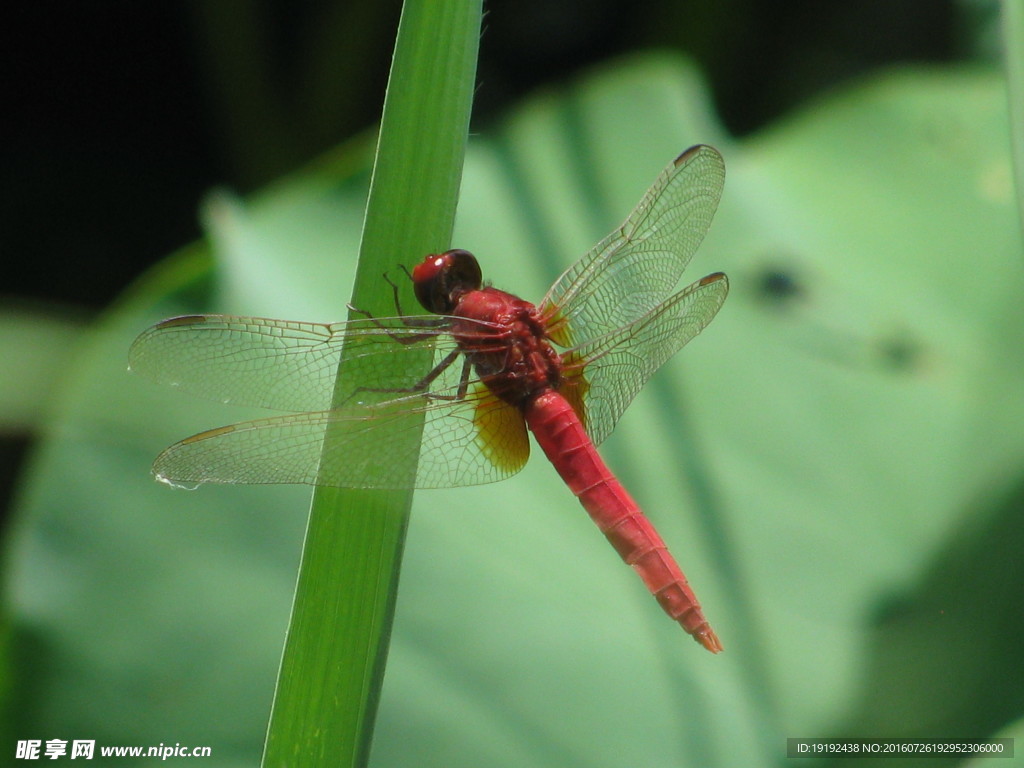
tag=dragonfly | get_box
[130,144,729,652]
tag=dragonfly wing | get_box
[129,313,465,412]
[415,384,530,487]
[540,145,725,347]
[152,385,530,489]
[561,272,728,446]
[129,315,344,411]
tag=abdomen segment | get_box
[523,390,722,653]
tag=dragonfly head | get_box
[412,249,483,314]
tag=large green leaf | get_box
[6,55,1023,767]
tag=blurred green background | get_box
[4,2,1023,767]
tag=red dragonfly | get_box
[130,144,729,652]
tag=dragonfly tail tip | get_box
[695,627,724,654]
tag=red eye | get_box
[412,249,482,313]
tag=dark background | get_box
[4,0,960,312]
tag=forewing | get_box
[129,313,471,412]
[152,384,530,489]
[561,273,729,446]
[540,145,724,347]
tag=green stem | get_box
[261,2,481,766]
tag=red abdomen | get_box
[523,389,722,652]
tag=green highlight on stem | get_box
[261,3,482,767]
[1002,0,1024,242]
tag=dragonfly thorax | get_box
[450,286,563,409]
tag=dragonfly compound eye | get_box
[413,249,482,314]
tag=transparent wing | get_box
[562,273,729,446]
[130,313,483,411]
[131,313,531,489]
[150,383,529,490]
[540,145,725,347]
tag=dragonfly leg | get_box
[343,349,472,405]
[348,270,444,343]
[384,267,415,316]
[346,300,442,344]
[370,354,474,402]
